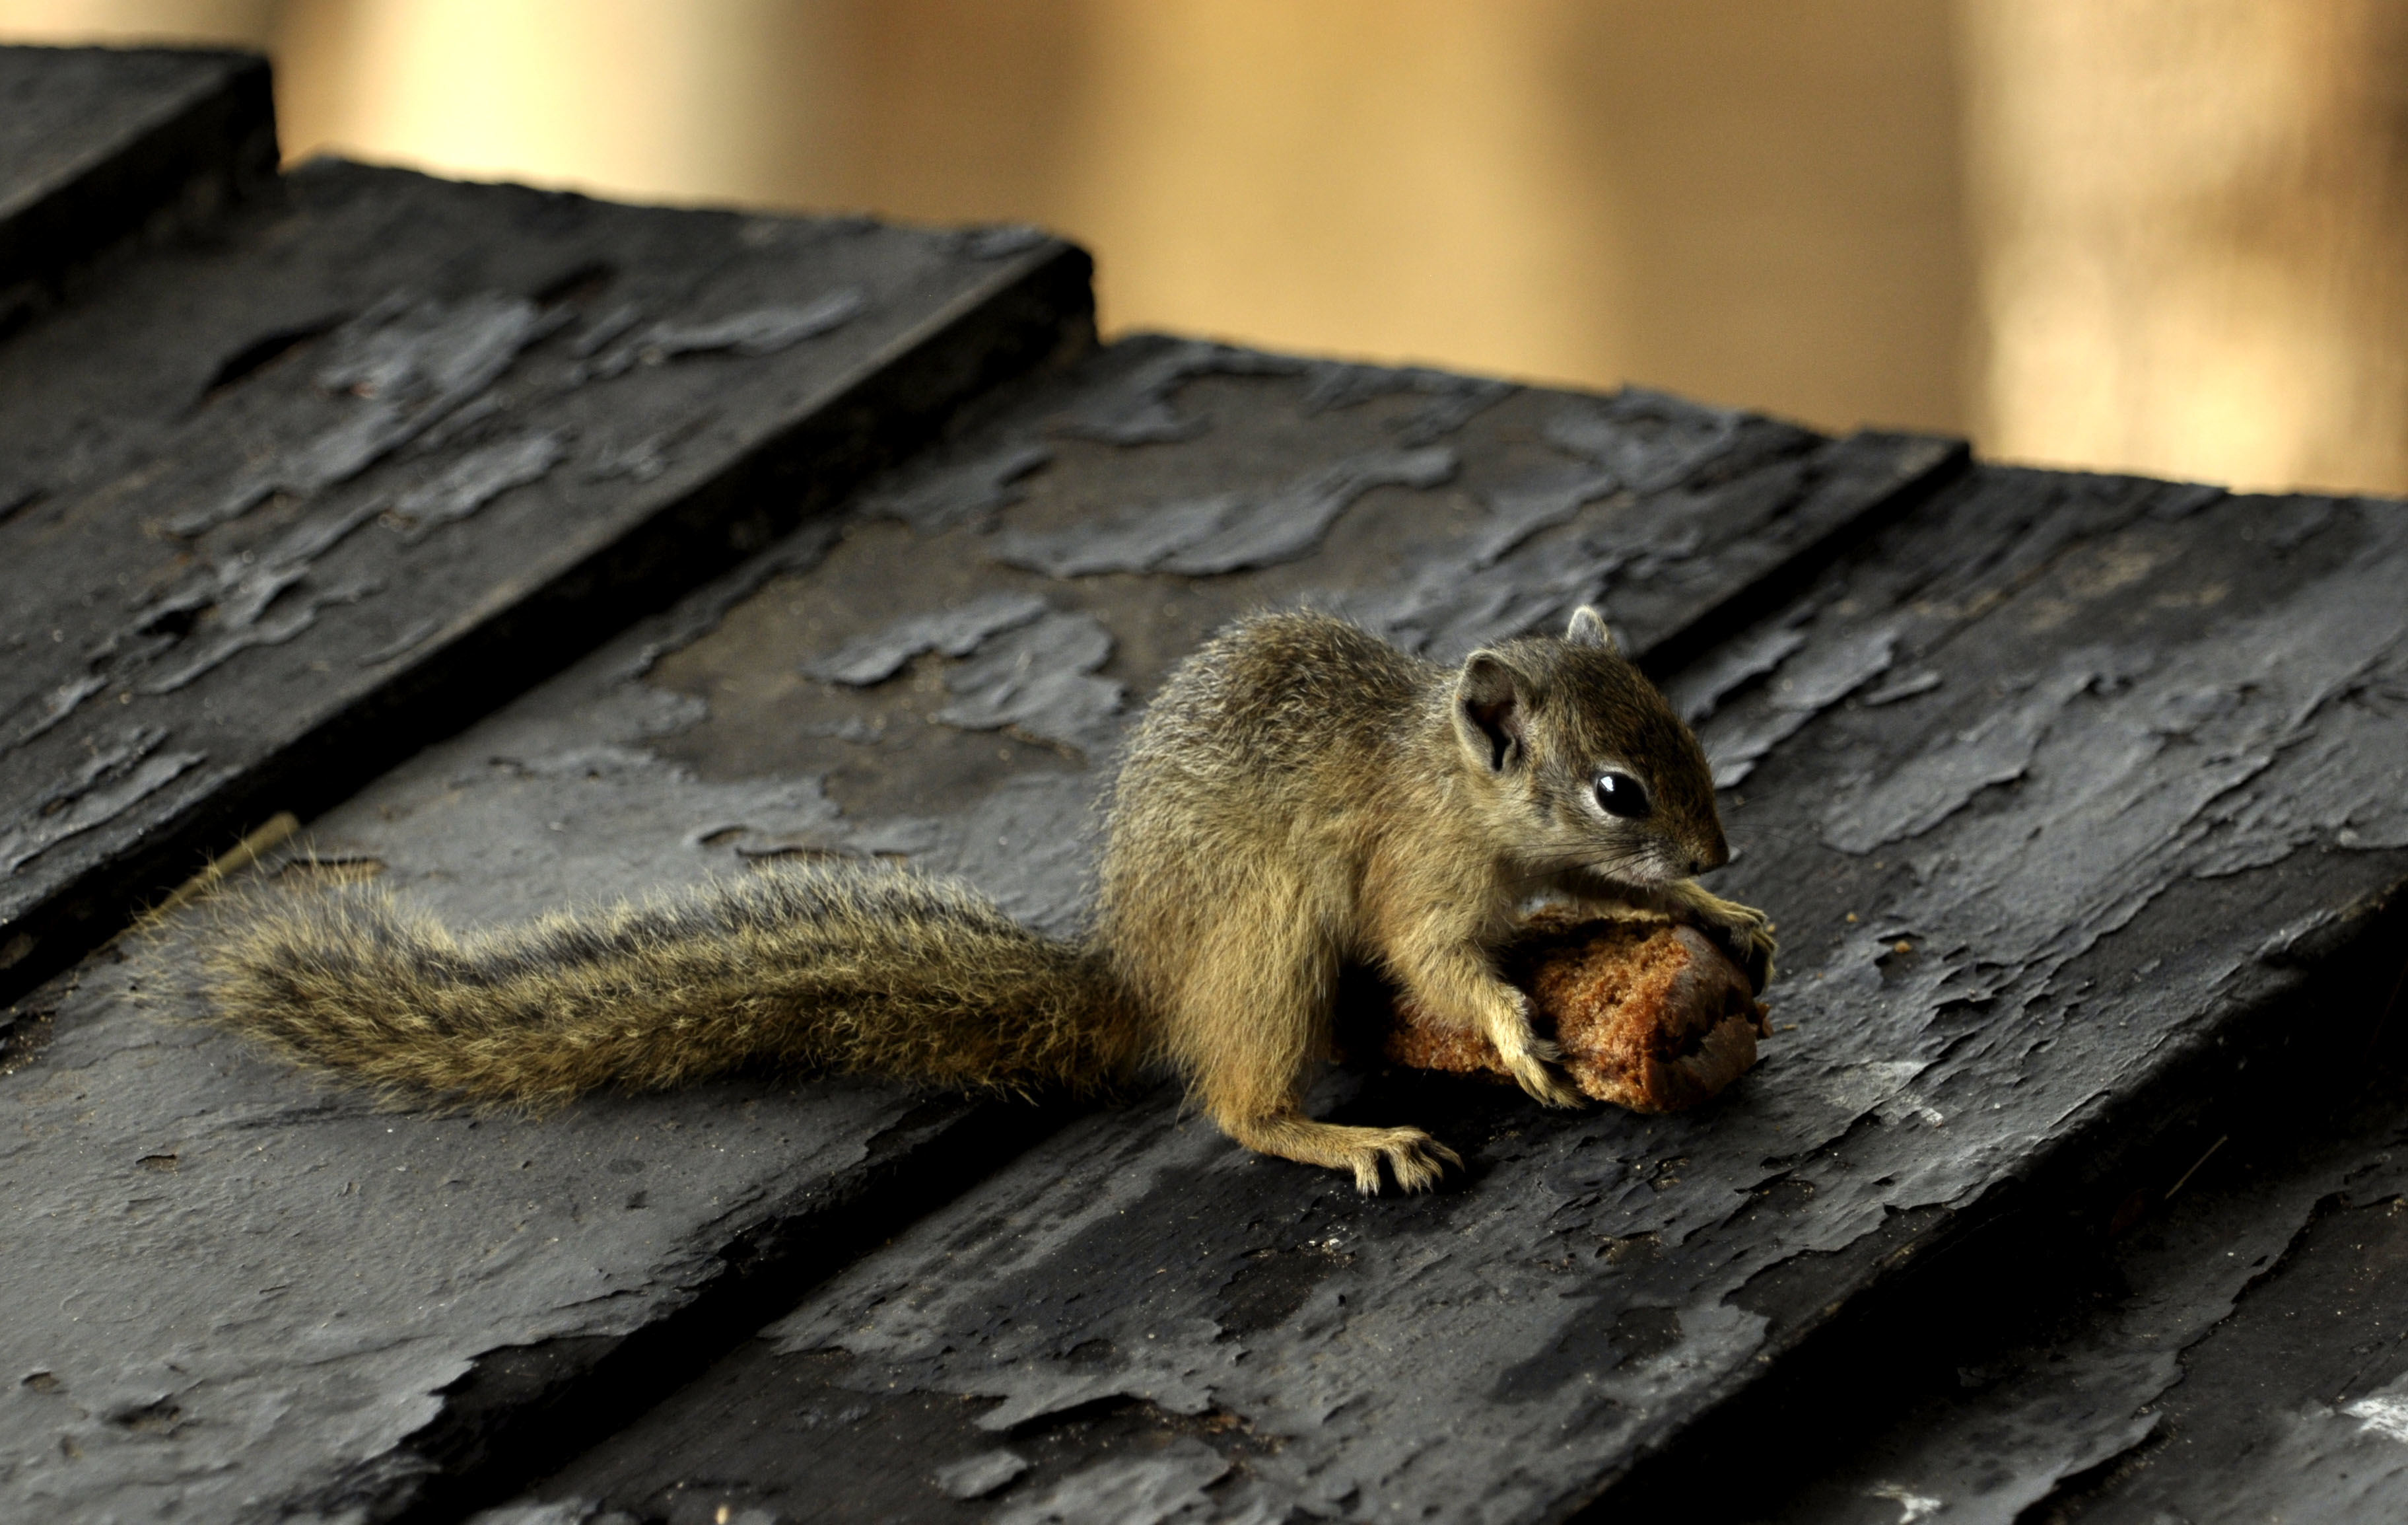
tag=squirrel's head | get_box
[1449,605,1728,885]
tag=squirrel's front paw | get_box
[1492,995,1586,1108]
[1705,901,1777,993]
[1668,886,1776,993]
[1505,1049,1587,1109]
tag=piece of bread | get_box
[1385,913,1772,1112]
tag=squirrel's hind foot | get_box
[1224,1113,1464,1195]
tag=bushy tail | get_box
[198,861,1144,1107]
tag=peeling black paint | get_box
[993,444,1458,577]
[934,609,1125,759]
[804,590,1052,686]
[0,145,1092,1011]
[3,292,1958,1521]
[23,60,2395,1522]
[0,588,1061,1524]
[1733,929,2408,1524]
[527,472,2408,1525]
[864,440,1054,534]
[0,727,205,874]
[574,289,868,381]
[1049,338,1305,445]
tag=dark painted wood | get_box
[17,44,2405,1525]
[1719,918,2408,1524]
[506,468,2408,1525]
[0,45,275,306]
[0,155,1090,1007]
[0,321,1958,1525]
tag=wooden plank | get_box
[0,335,1960,1524]
[0,155,1091,1007]
[498,470,2408,1524]
[1727,956,2408,1525]
[0,588,1059,1525]
[0,45,275,304]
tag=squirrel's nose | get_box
[1692,837,1731,874]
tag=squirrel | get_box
[201,606,1773,1194]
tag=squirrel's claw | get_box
[1682,892,1777,995]
[1491,991,1587,1110]
[1340,1127,1463,1195]
[1722,914,1777,994]
[1506,1052,1588,1110]
[1225,1115,1462,1195]
[1366,1129,1464,1195]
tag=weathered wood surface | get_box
[497,470,2408,1525]
[0,586,1052,1525]
[0,45,273,301]
[14,43,2408,1525]
[1752,984,2408,1525]
[0,313,1955,1524]
[0,111,1089,1006]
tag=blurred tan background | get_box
[6,1,2406,497]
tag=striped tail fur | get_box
[198,861,1143,1107]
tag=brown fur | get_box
[202,863,1141,1106]
[200,607,1773,1194]
[1096,608,1770,1192]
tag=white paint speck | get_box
[2344,1394,2408,1444]
[1820,1059,1927,1115]
[1868,1482,1944,1522]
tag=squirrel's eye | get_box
[1594,771,1651,819]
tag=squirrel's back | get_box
[1101,612,1446,884]
[1116,610,1436,783]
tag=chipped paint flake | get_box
[1868,1482,1946,1522]
[2346,1394,2408,1445]
[803,592,1050,687]
[0,727,206,874]
[393,429,569,540]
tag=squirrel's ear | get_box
[1564,605,1619,653]
[1455,652,1531,773]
